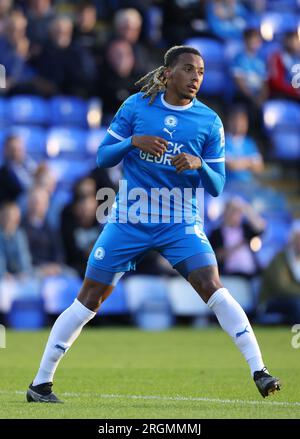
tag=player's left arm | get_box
[172,115,225,197]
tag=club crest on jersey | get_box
[94,247,105,260]
[164,115,178,128]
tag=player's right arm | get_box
[97,94,167,168]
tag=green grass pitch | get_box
[0,326,299,419]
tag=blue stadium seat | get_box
[167,278,210,317]
[185,38,227,95]
[265,0,299,12]
[260,12,299,40]
[0,129,6,163]
[46,158,93,190]
[8,298,45,330]
[41,274,82,314]
[99,281,129,315]
[50,96,88,128]
[270,131,300,159]
[251,187,289,217]
[7,126,47,160]
[124,276,174,330]
[259,40,282,62]
[224,39,244,61]
[263,100,300,159]
[221,276,255,314]
[256,217,290,267]
[0,98,6,126]
[6,95,49,125]
[86,128,107,156]
[46,127,87,159]
[264,100,300,126]
[47,188,73,230]
[143,5,165,45]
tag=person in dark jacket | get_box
[23,187,63,276]
[97,37,140,121]
[31,14,97,96]
[0,202,32,278]
[260,221,300,323]
[0,134,36,204]
[60,177,100,278]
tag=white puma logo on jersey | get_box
[163,127,176,138]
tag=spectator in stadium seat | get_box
[231,28,268,105]
[0,9,37,94]
[162,0,206,46]
[26,0,56,45]
[73,1,102,57]
[209,197,265,279]
[112,8,154,73]
[60,177,100,278]
[225,106,264,184]
[230,27,269,139]
[23,187,64,276]
[113,7,142,45]
[0,201,42,314]
[268,30,300,101]
[0,202,32,279]
[242,0,266,14]
[0,134,36,204]
[33,162,57,197]
[92,0,151,21]
[61,176,97,229]
[0,0,12,35]
[260,220,300,323]
[98,38,140,121]
[19,162,60,229]
[30,15,97,96]
[206,0,250,41]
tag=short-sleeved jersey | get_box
[226,134,260,182]
[231,52,267,95]
[107,92,225,224]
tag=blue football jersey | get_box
[107,92,225,224]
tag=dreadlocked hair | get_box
[135,45,202,105]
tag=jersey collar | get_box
[161,93,194,111]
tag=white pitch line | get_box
[1,390,300,408]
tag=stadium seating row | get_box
[1,98,299,161]
[0,126,106,161]
[6,272,287,330]
[5,275,257,331]
[0,95,102,128]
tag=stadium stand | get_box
[263,100,300,159]
[0,0,299,328]
[185,37,228,97]
[49,96,89,128]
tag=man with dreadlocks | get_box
[27,46,280,403]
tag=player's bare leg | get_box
[77,279,114,311]
[188,265,281,398]
[27,279,113,403]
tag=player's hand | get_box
[171,153,202,173]
[132,135,168,157]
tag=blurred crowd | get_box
[0,1,299,112]
[0,0,300,325]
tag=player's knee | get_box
[77,279,114,312]
[77,289,100,312]
[200,278,222,298]
[189,270,222,302]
